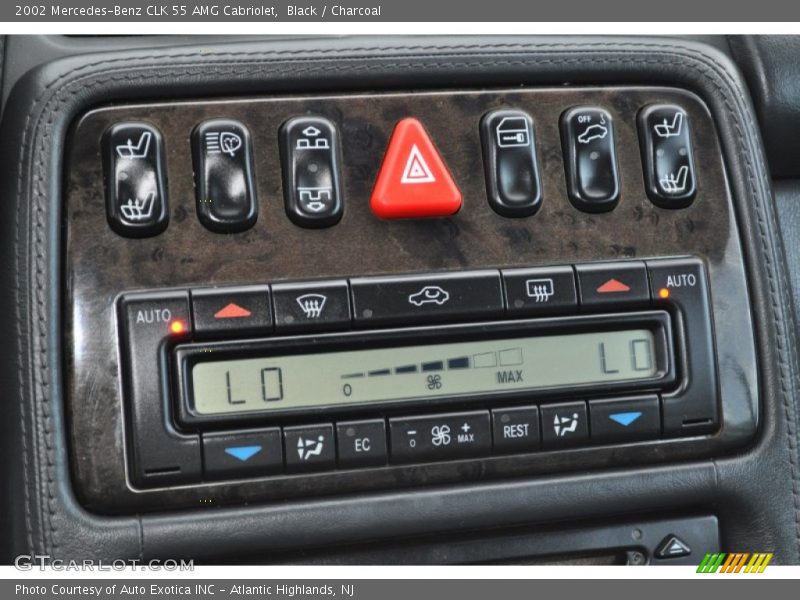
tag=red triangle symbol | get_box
[214,303,252,319]
[596,278,631,294]
[370,118,462,219]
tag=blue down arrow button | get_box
[224,445,263,462]
[608,412,642,427]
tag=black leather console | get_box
[0,36,798,564]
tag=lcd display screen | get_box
[189,328,658,416]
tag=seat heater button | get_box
[103,122,169,237]
[638,105,697,208]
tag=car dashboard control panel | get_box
[119,257,716,488]
[64,86,757,512]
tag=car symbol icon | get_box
[408,286,451,307]
[577,123,609,144]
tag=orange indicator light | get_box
[658,288,671,300]
[169,320,187,335]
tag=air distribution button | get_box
[370,118,462,219]
[283,424,336,473]
[540,401,589,449]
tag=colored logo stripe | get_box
[697,552,773,573]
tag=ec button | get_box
[336,419,388,468]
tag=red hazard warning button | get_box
[370,118,462,219]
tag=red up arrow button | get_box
[370,118,462,219]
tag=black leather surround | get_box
[0,36,798,563]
